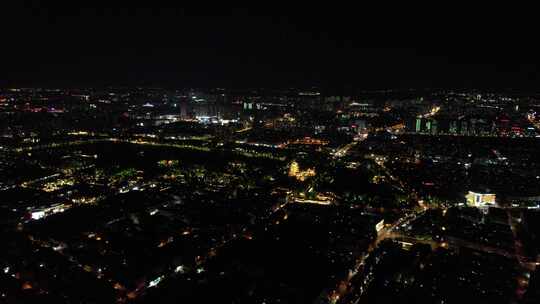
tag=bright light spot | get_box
[148,276,164,288]
[31,211,46,220]
[175,265,185,273]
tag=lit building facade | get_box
[466,191,496,207]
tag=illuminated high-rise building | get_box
[461,121,468,135]
[449,120,458,134]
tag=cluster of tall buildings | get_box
[407,116,536,137]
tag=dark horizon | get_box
[3,3,540,91]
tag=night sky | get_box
[2,3,539,91]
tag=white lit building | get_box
[466,191,496,208]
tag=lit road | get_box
[368,158,410,196]
[386,228,535,303]
[333,134,368,158]
[13,138,114,152]
[506,210,534,301]
[12,137,286,161]
[328,136,424,303]
[386,232,520,260]
[329,210,426,304]
[235,126,252,133]
[336,208,537,304]
[333,142,357,158]
[419,105,441,118]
